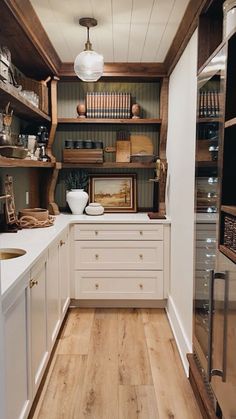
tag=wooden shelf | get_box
[197,117,220,123]
[62,162,156,169]
[225,117,236,128]
[0,157,54,168]
[219,245,236,263]
[221,205,236,216]
[0,81,51,122]
[58,118,161,125]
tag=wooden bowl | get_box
[18,208,49,221]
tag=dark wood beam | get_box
[1,0,61,79]
[164,0,214,76]
[59,62,167,80]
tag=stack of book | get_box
[198,90,221,118]
[86,92,131,118]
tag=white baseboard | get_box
[166,295,192,376]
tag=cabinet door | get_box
[30,256,48,394]
[47,241,60,350]
[59,229,70,317]
[4,276,31,419]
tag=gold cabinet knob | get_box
[139,231,143,235]
[139,283,143,289]
[95,283,99,289]
[29,279,38,288]
[139,254,143,259]
[60,240,65,246]
[95,254,99,259]
[95,231,98,236]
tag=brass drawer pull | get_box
[95,254,99,259]
[29,279,38,288]
[139,254,143,260]
[60,240,65,246]
[95,231,98,236]
[139,231,143,235]
[95,283,99,289]
[139,283,143,289]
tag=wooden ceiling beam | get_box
[59,62,167,80]
[164,0,214,76]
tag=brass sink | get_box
[0,248,26,260]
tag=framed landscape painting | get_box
[89,174,137,212]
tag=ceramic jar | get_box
[85,202,104,216]
[66,189,88,214]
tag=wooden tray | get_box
[63,149,103,163]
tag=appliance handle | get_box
[207,269,214,382]
[210,271,228,382]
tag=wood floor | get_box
[31,308,202,419]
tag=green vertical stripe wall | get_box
[54,81,160,211]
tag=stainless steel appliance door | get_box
[211,252,236,418]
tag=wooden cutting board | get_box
[130,135,154,155]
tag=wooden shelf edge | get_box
[219,245,236,263]
[57,118,162,125]
[0,157,55,168]
[221,205,236,216]
[61,162,156,169]
[225,117,236,129]
[197,117,221,123]
[187,354,217,419]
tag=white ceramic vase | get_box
[66,189,88,215]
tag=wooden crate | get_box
[17,75,49,114]
[63,149,104,163]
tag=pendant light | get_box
[74,17,104,82]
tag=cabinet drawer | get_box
[75,270,163,299]
[73,224,163,241]
[74,240,163,270]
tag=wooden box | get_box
[63,149,104,163]
[17,75,49,114]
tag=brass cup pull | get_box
[139,283,143,289]
[95,231,98,236]
[29,279,38,288]
[95,283,99,289]
[139,254,143,260]
[60,240,65,246]
[139,231,143,235]
[95,254,99,259]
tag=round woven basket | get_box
[18,208,49,221]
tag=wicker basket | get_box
[223,215,236,252]
[17,75,50,115]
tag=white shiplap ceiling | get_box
[30,0,190,63]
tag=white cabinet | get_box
[3,273,31,419]
[29,254,49,394]
[73,223,170,301]
[59,228,70,317]
[47,241,60,350]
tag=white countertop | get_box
[0,213,170,298]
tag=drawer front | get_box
[75,270,163,299]
[73,224,163,241]
[74,241,163,270]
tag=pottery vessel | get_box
[85,202,104,216]
[66,189,88,214]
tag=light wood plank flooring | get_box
[31,308,202,419]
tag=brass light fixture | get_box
[74,17,104,82]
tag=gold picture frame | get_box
[89,174,137,212]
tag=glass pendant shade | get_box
[74,50,104,82]
[74,17,104,82]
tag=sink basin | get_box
[0,248,26,260]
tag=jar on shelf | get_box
[223,0,236,38]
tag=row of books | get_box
[198,90,220,118]
[86,92,131,119]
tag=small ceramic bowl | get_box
[85,203,104,216]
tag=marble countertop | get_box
[0,213,170,298]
